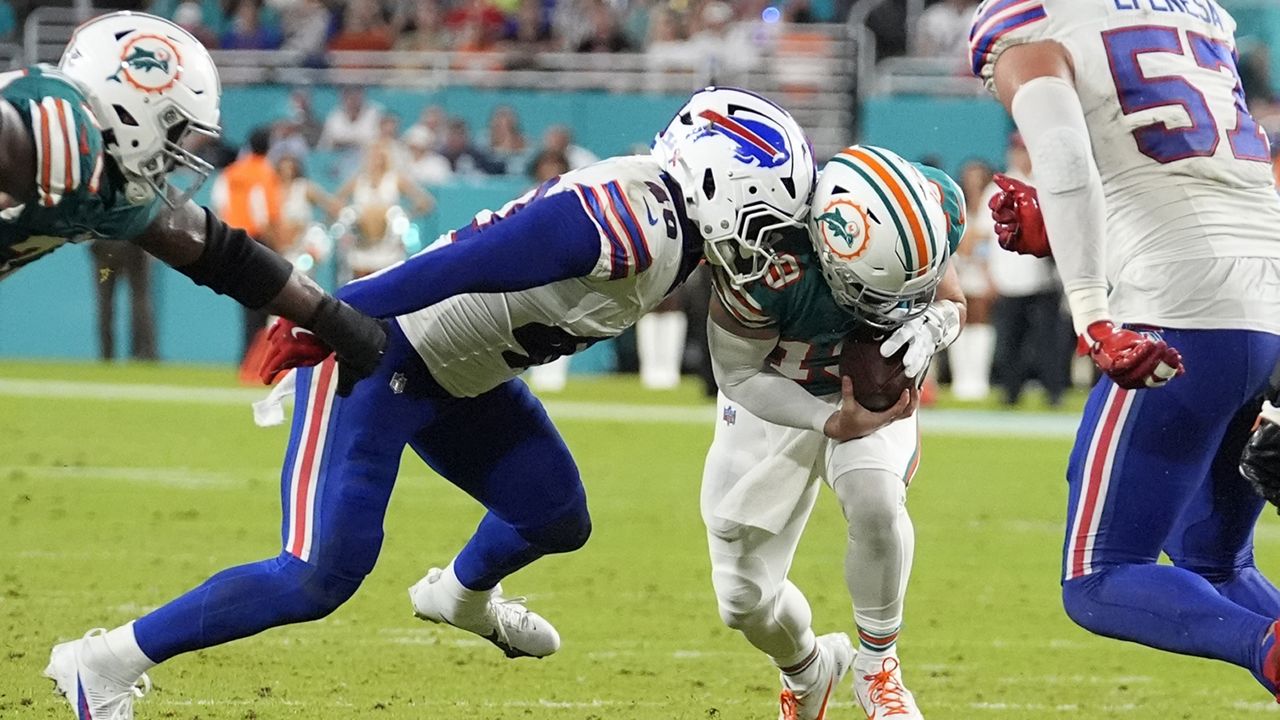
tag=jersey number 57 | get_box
[1103,25,1270,164]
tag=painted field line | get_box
[0,464,247,487]
[0,377,1080,438]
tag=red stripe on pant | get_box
[289,359,336,559]
[1069,387,1130,579]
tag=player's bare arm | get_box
[708,293,911,443]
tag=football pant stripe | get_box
[1067,385,1134,579]
[286,358,337,561]
[299,357,339,561]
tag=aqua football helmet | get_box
[653,87,815,287]
[810,146,950,329]
[59,11,221,206]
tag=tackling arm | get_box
[133,198,386,384]
[708,295,909,442]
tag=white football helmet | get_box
[653,87,815,287]
[59,11,221,206]
[810,146,949,329]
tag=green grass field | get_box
[2,361,1278,719]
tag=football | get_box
[839,337,912,412]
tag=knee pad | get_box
[711,559,770,631]
[275,553,364,622]
[517,502,592,555]
[833,469,904,536]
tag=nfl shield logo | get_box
[722,405,737,426]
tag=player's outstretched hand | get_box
[1241,407,1280,514]
[989,174,1052,259]
[259,318,333,385]
[305,297,389,396]
[1083,321,1184,390]
[823,376,917,443]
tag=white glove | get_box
[879,300,962,379]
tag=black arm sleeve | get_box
[170,208,293,310]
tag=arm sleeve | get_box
[336,190,603,318]
[1010,76,1110,333]
[708,317,833,434]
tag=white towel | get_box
[252,370,297,427]
[712,423,824,534]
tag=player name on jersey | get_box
[1112,0,1225,29]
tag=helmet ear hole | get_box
[702,168,717,200]
[113,104,139,127]
[781,177,795,198]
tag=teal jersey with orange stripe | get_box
[713,162,965,397]
[0,65,162,281]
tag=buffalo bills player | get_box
[48,87,816,718]
[974,0,1280,698]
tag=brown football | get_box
[839,338,912,412]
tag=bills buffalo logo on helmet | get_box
[692,108,793,170]
[108,34,182,93]
[816,198,872,261]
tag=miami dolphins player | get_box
[48,87,816,718]
[706,146,962,717]
[972,0,1280,700]
[701,146,965,720]
[0,12,383,387]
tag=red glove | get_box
[259,318,334,385]
[1083,321,1185,390]
[988,174,1052,259]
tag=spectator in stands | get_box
[947,159,997,401]
[335,140,435,219]
[527,148,570,183]
[318,87,383,151]
[539,124,598,170]
[504,0,555,50]
[172,1,218,49]
[269,90,322,162]
[275,154,337,279]
[487,105,530,174]
[447,0,508,52]
[987,135,1073,407]
[210,127,284,363]
[441,118,507,175]
[273,0,332,59]
[329,0,396,51]
[404,105,447,152]
[687,0,764,81]
[395,0,448,52]
[221,0,284,50]
[403,126,453,185]
[575,0,634,53]
[645,7,695,75]
[90,241,157,362]
[526,148,575,392]
[913,0,978,64]
[377,113,404,154]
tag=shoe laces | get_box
[863,657,911,716]
[778,689,800,720]
[79,629,152,719]
[490,596,537,632]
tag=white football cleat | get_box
[853,655,924,719]
[778,632,854,720]
[44,629,151,720]
[409,567,560,659]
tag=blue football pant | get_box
[133,325,589,663]
[1061,328,1280,685]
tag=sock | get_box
[637,313,661,388]
[657,312,687,388]
[82,622,154,684]
[949,323,993,400]
[452,513,543,592]
[431,561,497,625]
[529,356,570,392]
[855,623,901,658]
[777,636,821,686]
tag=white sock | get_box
[437,561,494,625]
[657,312,687,388]
[949,323,994,400]
[83,622,154,684]
[637,313,661,388]
[529,356,570,392]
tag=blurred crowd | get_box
[137,0,842,60]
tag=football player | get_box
[1,12,383,388]
[46,87,816,718]
[973,0,1280,697]
[703,145,966,720]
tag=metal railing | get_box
[23,8,857,156]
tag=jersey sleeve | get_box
[711,266,779,330]
[569,178,666,282]
[968,0,1052,91]
[2,66,105,209]
[915,163,967,255]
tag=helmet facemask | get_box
[820,257,942,331]
[122,103,219,207]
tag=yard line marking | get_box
[0,464,248,487]
[0,378,1081,438]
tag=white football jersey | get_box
[971,0,1280,331]
[396,156,696,397]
